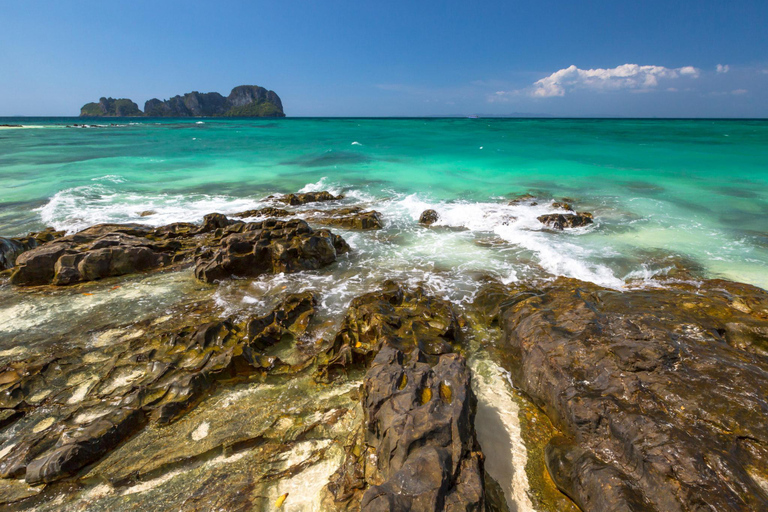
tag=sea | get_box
[1,117,766,294]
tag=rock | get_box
[139,210,156,217]
[318,281,461,377]
[197,212,233,233]
[275,191,344,205]
[0,293,317,484]
[551,201,573,211]
[419,209,440,226]
[500,277,768,512]
[194,219,349,283]
[307,207,383,230]
[232,207,291,219]
[360,346,484,511]
[0,236,38,270]
[537,212,593,230]
[10,232,175,286]
[325,285,485,511]
[508,193,538,206]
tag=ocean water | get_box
[1,117,767,293]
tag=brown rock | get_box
[419,209,440,226]
[537,212,593,230]
[500,277,768,512]
[194,218,349,283]
[275,190,344,205]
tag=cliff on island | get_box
[79,85,284,117]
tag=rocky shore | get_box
[0,191,766,511]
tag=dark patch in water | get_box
[283,151,372,168]
[714,187,760,199]
[622,181,665,194]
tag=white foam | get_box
[298,177,342,196]
[351,141,362,145]
[37,184,265,233]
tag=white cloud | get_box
[528,64,700,98]
[716,64,730,74]
[732,89,748,95]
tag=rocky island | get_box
[79,85,284,117]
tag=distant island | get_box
[80,85,284,117]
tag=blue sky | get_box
[1,0,767,117]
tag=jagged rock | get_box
[500,277,768,512]
[325,284,483,511]
[0,293,317,485]
[194,218,349,283]
[274,191,344,205]
[143,85,284,117]
[232,207,291,219]
[0,237,37,270]
[360,346,484,511]
[318,281,461,377]
[10,231,176,286]
[537,212,593,230]
[419,209,440,226]
[551,201,573,211]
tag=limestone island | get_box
[79,85,284,117]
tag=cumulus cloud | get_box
[716,64,730,74]
[527,64,700,98]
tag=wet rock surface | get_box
[359,347,484,511]
[419,209,440,226]
[323,283,486,511]
[537,212,593,230]
[274,190,344,205]
[306,207,384,230]
[500,277,768,512]
[194,218,350,283]
[7,214,350,287]
[0,293,317,487]
[318,281,462,377]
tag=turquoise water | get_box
[1,117,767,290]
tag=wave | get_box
[35,181,683,292]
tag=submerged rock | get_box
[508,193,538,206]
[537,212,593,230]
[419,209,440,226]
[500,277,768,511]
[194,218,349,283]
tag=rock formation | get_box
[498,277,768,511]
[537,212,593,230]
[79,85,284,117]
[80,98,142,117]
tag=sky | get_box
[1,0,767,117]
